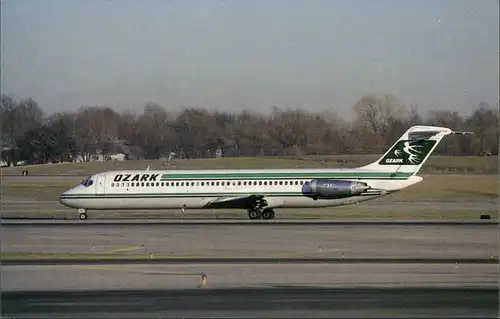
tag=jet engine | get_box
[301,179,370,200]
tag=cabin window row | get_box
[110,180,306,188]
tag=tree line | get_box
[0,93,498,166]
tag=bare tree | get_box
[465,102,498,156]
[3,93,498,161]
[135,103,169,159]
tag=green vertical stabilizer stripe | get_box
[379,140,437,166]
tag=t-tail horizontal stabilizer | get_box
[361,125,474,175]
[450,131,475,136]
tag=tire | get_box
[248,210,261,219]
[262,209,273,220]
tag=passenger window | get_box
[131,183,135,187]
[141,182,144,187]
[146,182,149,187]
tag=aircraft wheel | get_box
[248,209,261,220]
[262,209,274,220]
[77,209,87,220]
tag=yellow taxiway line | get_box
[93,245,145,254]
[73,264,203,276]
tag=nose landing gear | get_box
[77,208,87,220]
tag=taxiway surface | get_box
[3,263,497,291]
[2,220,498,318]
[2,218,497,225]
[2,222,498,259]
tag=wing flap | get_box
[203,194,265,209]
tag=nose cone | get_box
[59,189,69,206]
[59,186,79,207]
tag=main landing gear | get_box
[248,208,275,220]
[77,208,87,220]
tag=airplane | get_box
[59,125,473,220]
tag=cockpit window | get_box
[81,177,94,187]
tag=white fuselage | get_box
[59,168,423,211]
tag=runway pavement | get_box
[2,263,498,318]
[2,222,498,259]
[2,220,498,318]
[2,218,498,225]
[3,287,497,318]
[1,198,498,221]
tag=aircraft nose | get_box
[59,186,78,207]
[59,189,69,205]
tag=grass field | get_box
[1,154,498,176]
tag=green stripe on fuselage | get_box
[159,171,411,180]
[60,193,304,199]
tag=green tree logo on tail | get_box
[379,140,436,165]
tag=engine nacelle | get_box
[301,179,370,200]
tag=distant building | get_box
[71,140,145,162]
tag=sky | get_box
[1,0,498,118]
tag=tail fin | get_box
[361,125,473,175]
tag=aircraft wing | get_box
[203,194,267,209]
